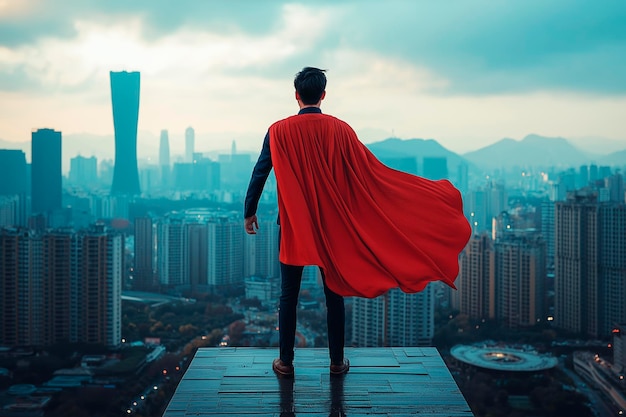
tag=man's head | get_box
[294,67,327,105]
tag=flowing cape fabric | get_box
[269,113,471,298]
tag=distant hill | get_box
[366,138,471,175]
[462,134,593,169]
[566,136,626,155]
[599,149,626,167]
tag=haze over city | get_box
[1,0,625,160]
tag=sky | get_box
[1,0,625,159]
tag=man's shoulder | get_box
[270,113,351,129]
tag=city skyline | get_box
[0,1,625,157]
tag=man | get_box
[245,67,470,377]
[245,67,348,377]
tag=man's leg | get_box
[321,269,345,365]
[279,263,304,365]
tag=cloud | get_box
[0,0,625,152]
[1,0,625,95]
[335,0,626,94]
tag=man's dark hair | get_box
[294,67,327,105]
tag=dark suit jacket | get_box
[244,107,322,220]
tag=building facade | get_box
[352,286,434,347]
[0,226,122,347]
[454,233,494,321]
[159,129,171,189]
[110,71,141,195]
[493,231,546,328]
[185,126,195,163]
[555,191,626,338]
[69,155,98,187]
[31,128,62,214]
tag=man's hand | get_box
[244,215,259,234]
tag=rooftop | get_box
[163,346,472,416]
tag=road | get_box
[559,358,617,417]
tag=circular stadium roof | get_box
[450,343,558,372]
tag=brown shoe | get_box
[272,358,294,377]
[330,358,350,375]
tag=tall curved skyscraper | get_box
[110,71,141,195]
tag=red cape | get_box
[270,113,471,298]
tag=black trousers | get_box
[278,262,345,365]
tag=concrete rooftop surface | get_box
[162,347,473,416]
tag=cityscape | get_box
[0,69,624,416]
[1,2,625,417]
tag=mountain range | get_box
[367,134,626,172]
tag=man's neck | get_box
[298,100,322,109]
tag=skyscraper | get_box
[494,231,546,328]
[110,71,141,195]
[31,128,62,214]
[157,214,185,287]
[465,182,508,234]
[185,127,195,163]
[0,150,28,226]
[555,191,598,336]
[0,227,122,347]
[207,216,244,287]
[69,155,98,187]
[555,190,626,338]
[159,129,171,188]
[454,233,495,321]
[0,150,28,196]
[244,220,279,279]
[134,217,156,291]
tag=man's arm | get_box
[244,131,272,233]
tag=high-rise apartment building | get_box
[589,164,598,183]
[134,217,156,291]
[155,211,245,290]
[159,129,171,189]
[0,230,39,346]
[606,172,625,203]
[0,226,122,347]
[455,230,546,328]
[612,324,626,374]
[494,232,546,328]
[0,150,28,227]
[555,191,626,338]
[454,233,494,320]
[185,127,195,163]
[541,201,556,268]
[465,181,508,234]
[0,196,20,227]
[218,143,253,191]
[244,220,279,279]
[31,128,62,214]
[186,222,208,291]
[70,231,122,346]
[578,165,589,189]
[456,162,469,195]
[352,286,434,347]
[157,214,185,287]
[0,150,28,196]
[110,71,141,195]
[207,216,244,287]
[69,155,98,187]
